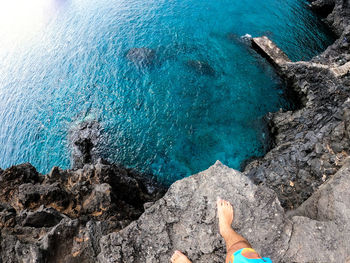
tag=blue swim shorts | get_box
[229,248,272,263]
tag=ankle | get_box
[220,225,235,240]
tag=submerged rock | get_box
[126,47,156,67]
[187,60,216,76]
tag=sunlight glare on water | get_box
[0,0,52,50]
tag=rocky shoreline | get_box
[244,0,350,209]
[1,0,350,262]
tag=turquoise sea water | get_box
[0,0,333,184]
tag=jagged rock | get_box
[15,241,44,263]
[17,182,70,211]
[19,206,64,228]
[69,220,115,261]
[39,218,80,262]
[0,203,16,228]
[0,160,164,262]
[98,161,290,263]
[0,163,43,210]
[284,157,350,262]
[98,160,350,263]
[126,47,156,67]
[1,158,350,262]
[309,0,336,16]
[186,60,216,76]
[69,120,103,169]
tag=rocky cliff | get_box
[97,160,350,262]
[245,0,350,209]
[1,0,350,262]
[0,161,164,262]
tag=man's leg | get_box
[217,198,261,263]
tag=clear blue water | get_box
[0,0,333,184]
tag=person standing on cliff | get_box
[170,198,272,263]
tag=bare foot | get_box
[170,251,192,263]
[217,198,251,256]
[217,198,234,240]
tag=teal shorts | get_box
[229,248,272,263]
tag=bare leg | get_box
[217,198,255,263]
[170,250,192,263]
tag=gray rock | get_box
[15,241,44,263]
[285,157,350,262]
[98,161,290,263]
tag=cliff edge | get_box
[98,160,350,262]
[1,0,350,262]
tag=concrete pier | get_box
[252,36,350,78]
[251,36,291,69]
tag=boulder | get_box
[98,159,350,262]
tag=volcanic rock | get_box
[69,120,103,169]
[0,160,164,262]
